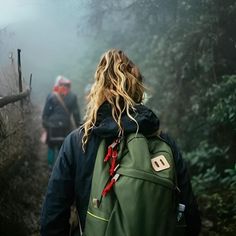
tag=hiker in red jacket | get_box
[42,76,81,168]
[41,49,201,236]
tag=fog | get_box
[0,0,162,107]
[0,0,107,104]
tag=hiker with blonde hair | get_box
[40,49,201,236]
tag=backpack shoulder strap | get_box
[53,92,77,129]
[53,92,70,114]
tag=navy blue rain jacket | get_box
[40,102,201,236]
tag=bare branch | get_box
[0,89,30,108]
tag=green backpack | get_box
[84,133,183,236]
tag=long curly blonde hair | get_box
[81,49,145,150]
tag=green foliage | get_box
[222,165,236,189]
[185,142,229,173]
[182,74,236,234]
[192,167,220,194]
[206,75,236,126]
[191,165,236,235]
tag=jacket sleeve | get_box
[40,133,76,236]
[161,132,201,236]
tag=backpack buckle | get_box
[92,198,100,208]
[112,173,120,182]
[151,155,170,172]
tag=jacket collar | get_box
[92,102,159,138]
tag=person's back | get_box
[43,91,80,129]
[42,75,81,168]
[40,49,201,236]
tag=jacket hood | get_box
[92,102,159,138]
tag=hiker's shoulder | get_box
[159,131,178,147]
[64,129,82,146]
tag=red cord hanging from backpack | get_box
[102,138,121,197]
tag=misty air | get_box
[0,0,236,236]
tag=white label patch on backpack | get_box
[151,155,170,172]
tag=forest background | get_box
[0,0,236,235]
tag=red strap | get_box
[102,179,116,197]
[104,139,119,162]
[104,146,112,162]
[102,174,120,197]
[109,149,118,176]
